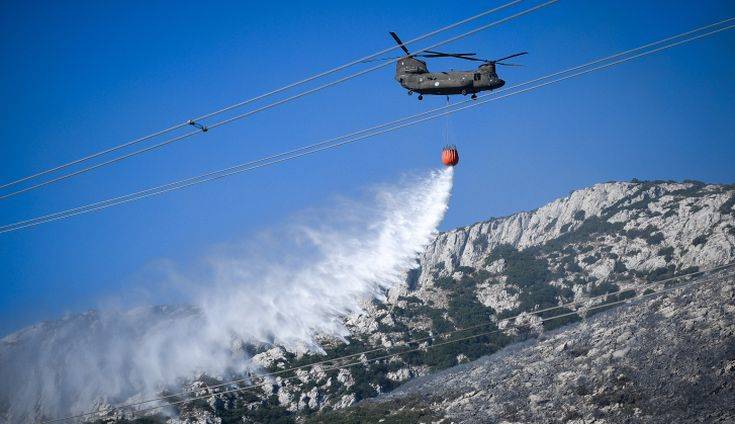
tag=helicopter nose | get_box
[497,79,505,88]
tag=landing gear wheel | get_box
[471,93,478,100]
[407,90,413,96]
[461,89,467,96]
[418,94,424,101]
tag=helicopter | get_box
[387,32,527,100]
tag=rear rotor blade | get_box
[389,32,411,55]
[423,50,477,57]
[358,56,403,63]
[445,55,487,62]
[420,53,479,59]
[492,51,528,63]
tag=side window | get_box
[474,73,481,81]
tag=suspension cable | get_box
[0,0,547,198]
[2,18,732,234]
[45,263,734,422]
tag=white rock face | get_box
[476,280,519,312]
[251,346,287,369]
[387,367,411,382]
[389,181,735,298]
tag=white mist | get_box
[0,167,453,422]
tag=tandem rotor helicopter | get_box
[386,32,527,100]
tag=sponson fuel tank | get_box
[441,145,459,166]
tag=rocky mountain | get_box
[157,180,735,423]
[5,179,735,423]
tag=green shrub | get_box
[648,265,675,281]
[613,261,627,273]
[434,276,455,289]
[658,246,674,261]
[543,216,624,252]
[589,281,619,297]
[692,234,708,246]
[456,265,476,274]
[485,244,557,288]
[646,232,664,245]
[719,193,735,215]
[472,233,489,251]
[663,208,677,218]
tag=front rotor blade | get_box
[496,61,524,67]
[389,32,411,55]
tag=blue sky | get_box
[1,0,734,335]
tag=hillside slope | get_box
[345,271,735,423]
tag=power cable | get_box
[44,262,735,422]
[0,0,524,191]
[125,267,735,418]
[2,18,732,234]
[0,0,554,198]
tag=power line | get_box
[0,0,523,191]
[2,18,732,234]
[0,0,547,198]
[125,268,735,418]
[44,262,735,422]
[48,263,734,422]
[3,19,732,233]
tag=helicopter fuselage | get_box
[395,56,505,96]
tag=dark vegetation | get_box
[625,225,664,245]
[658,246,674,261]
[541,216,624,253]
[692,234,708,246]
[472,233,489,251]
[234,396,294,424]
[484,244,576,326]
[719,194,735,216]
[304,397,443,423]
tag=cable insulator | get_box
[187,120,208,132]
